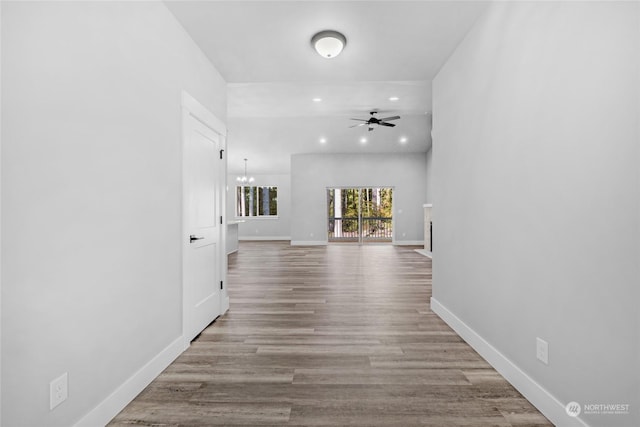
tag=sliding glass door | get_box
[327,187,393,244]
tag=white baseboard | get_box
[239,236,291,241]
[414,249,432,258]
[430,298,589,427]
[290,240,327,246]
[73,336,185,427]
[289,240,423,247]
[394,240,424,246]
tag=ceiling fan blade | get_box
[378,122,396,127]
[350,118,369,122]
[349,123,367,128]
[379,116,400,121]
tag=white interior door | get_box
[183,114,222,343]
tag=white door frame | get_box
[181,91,229,350]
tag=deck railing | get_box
[328,217,392,241]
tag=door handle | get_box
[190,235,204,243]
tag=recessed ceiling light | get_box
[360,137,367,144]
[319,137,327,144]
[400,137,408,144]
[389,96,399,101]
[312,98,322,102]
[311,30,347,59]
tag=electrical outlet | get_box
[536,338,549,365]
[50,372,68,410]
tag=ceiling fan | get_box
[349,111,401,132]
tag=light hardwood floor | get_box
[110,241,552,426]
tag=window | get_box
[236,186,278,217]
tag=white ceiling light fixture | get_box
[360,137,367,144]
[311,30,347,59]
[400,137,408,144]
[389,96,399,102]
[236,158,255,185]
[319,137,327,144]
[312,97,322,102]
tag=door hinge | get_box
[220,280,224,290]
[220,216,223,225]
[219,149,224,160]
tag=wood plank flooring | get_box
[109,241,552,426]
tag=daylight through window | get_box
[236,186,278,217]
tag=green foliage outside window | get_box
[327,188,392,232]
[236,186,278,217]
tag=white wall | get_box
[1,2,226,425]
[425,146,433,204]
[432,2,639,427]
[227,173,291,240]
[0,1,3,422]
[291,153,427,245]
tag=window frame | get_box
[235,185,279,219]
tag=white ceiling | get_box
[165,1,489,174]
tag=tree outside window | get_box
[236,186,278,217]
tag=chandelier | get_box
[236,158,254,185]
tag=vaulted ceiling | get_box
[165,1,489,174]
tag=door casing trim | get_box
[181,91,228,351]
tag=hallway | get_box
[110,242,551,426]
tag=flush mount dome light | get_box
[311,30,346,59]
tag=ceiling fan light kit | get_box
[311,30,347,59]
